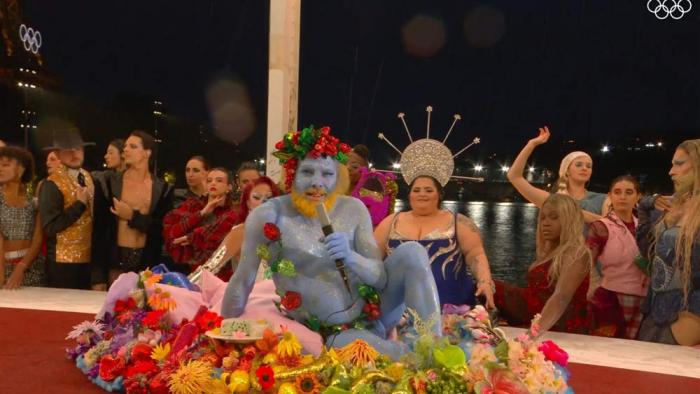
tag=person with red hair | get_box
[205,176,281,280]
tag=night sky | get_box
[21,0,700,179]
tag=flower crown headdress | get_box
[378,106,482,186]
[272,125,351,190]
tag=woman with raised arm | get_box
[507,126,609,223]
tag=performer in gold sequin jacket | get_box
[39,125,95,289]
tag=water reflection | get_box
[394,200,537,285]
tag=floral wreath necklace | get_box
[257,222,382,339]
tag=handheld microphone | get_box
[316,204,353,295]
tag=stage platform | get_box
[1,287,699,393]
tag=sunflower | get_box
[168,360,212,394]
[294,372,321,394]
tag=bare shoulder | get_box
[456,213,480,234]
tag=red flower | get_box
[281,291,302,311]
[114,297,137,314]
[264,223,281,241]
[320,126,330,135]
[148,372,170,394]
[98,355,126,381]
[538,340,569,366]
[255,364,276,390]
[125,360,158,379]
[130,343,154,363]
[195,311,223,332]
[339,143,351,153]
[142,310,166,330]
[275,140,285,150]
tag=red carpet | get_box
[0,307,698,393]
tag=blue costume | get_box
[387,211,476,307]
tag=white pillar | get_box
[266,0,301,182]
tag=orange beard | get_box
[291,188,340,218]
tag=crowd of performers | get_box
[0,120,699,350]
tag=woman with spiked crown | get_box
[374,108,496,309]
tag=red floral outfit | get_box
[162,196,239,280]
[494,260,590,334]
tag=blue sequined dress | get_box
[386,211,476,307]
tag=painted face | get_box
[0,157,22,183]
[104,144,122,169]
[46,151,61,175]
[346,151,366,184]
[185,159,207,188]
[669,148,695,194]
[237,169,260,191]
[56,147,84,169]
[206,169,231,197]
[609,180,639,213]
[409,176,440,213]
[567,156,593,183]
[293,156,338,202]
[247,183,273,210]
[123,136,151,166]
[539,203,562,242]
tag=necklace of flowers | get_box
[256,222,383,335]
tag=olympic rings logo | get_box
[19,24,42,54]
[647,0,692,19]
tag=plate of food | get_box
[205,318,269,343]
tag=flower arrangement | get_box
[272,125,351,191]
[68,272,572,394]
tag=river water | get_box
[394,200,538,286]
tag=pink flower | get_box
[475,367,530,394]
[538,340,569,367]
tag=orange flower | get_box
[148,288,177,311]
[294,373,321,394]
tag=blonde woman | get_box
[637,139,700,346]
[494,194,592,334]
[507,126,610,224]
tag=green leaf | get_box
[495,340,510,363]
[433,344,466,369]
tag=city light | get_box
[392,162,401,169]
[501,165,510,173]
[153,110,162,115]
[474,164,483,172]
[528,166,536,173]
[601,145,610,153]
[657,141,663,147]
[368,162,374,168]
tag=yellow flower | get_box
[294,372,321,394]
[385,362,405,380]
[277,331,302,359]
[151,342,171,362]
[168,360,213,394]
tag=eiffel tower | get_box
[0,0,57,146]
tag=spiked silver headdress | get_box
[378,106,481,186]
